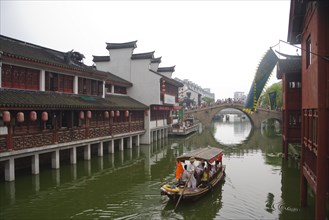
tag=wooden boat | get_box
[160,146,226,202]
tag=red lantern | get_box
[2,111,10,123]
[17,112,24,123]
[125,110,129,117]
[30,111,37,122]
[104,111,109,118]
[116,110,120,117]
[162,89,165,93]
[162,84,166,89]
[79,111,85,120]
[110,111,115,117]
[42,112,48,121]
[162,79,166,84]
[86,111,92,119]
[144,110,148,116]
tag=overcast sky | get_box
[0,1,292,99]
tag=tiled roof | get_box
[151,57,162,63]
[131,51,154,60]
[105,94,148,110]
[92,56,110,62]
[0,88,147,110]
[105,72,133,87]
[276,59,301,79]
[0,35,131,87]
[106,41,137,50]
[162,76,184,87]
[0,35,90,71]
[158,66,175,73]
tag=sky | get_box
[0,1,293,100]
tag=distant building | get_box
[233,92,246,102]
[175,78,215,107]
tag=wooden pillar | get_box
[315,108,328,220]
[70,147,77,164]
[283,138,288,160]
[31,154,39,175]
[51,150,60,169]
[5,158,15,181]
[300,110,307,207]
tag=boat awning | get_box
[176,146,224,164]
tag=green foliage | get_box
[202,97,214,105]
[260,81,282,109]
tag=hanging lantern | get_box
[144,110,148,116]
[116,110,120,117]
[17,112,24,123]
[86,111,92,119]
[30,111,37,122]
[42,112,48,121]
[79,111,85,120]
[162,79,166,84]
[104,111,109,118]
[2,111,10,123]
[110,110,115,117]
[162,84,166,89]
[162,88,165,93]
[125,110,129,117]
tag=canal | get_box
[0,116,316,219]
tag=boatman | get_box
[175,161,184,183]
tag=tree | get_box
[260,81,282,110]
[201,97,214,106]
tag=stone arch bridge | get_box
[184,103,282,129]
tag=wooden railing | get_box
[0,121,145,152]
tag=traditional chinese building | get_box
[93,41,183,144]
[287,1,329,219]
[0,35,148,181]
[276,57,302,159]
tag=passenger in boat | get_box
[215,160,222,171]
[195,161,205,184]
[209,161,216,178]
[181,165,189,184]
[200,166,211,189]
[187,157,197,190]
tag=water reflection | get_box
[0,120,318,220]
[213,115,252,146]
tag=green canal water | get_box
[0,119,317,219]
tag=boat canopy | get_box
[176,146,224,164]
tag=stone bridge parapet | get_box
[184,103,282,128]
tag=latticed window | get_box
[303,109,318,154]
[45,71,73,93]
[1,64,39,90]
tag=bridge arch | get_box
[184,103,282,129]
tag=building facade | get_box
[0,35,148,181]
[277,58,302,159]
[93,41,183,144]
[175,78,215,108]
[286,1,329,219]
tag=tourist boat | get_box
[169,117,201,136]
[160,146,226,202]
